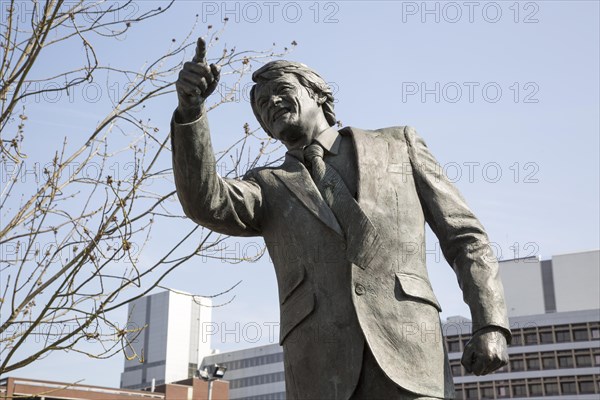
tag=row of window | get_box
[233,392,286,400]
[446,321,600,353]
[450,348,600,376]
[456,374,600,399]
[230,371,285,389]
[220,321,599,373]
[219,352,284,372]
[511,322,599,347]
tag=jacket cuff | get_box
[172,105,205,126]
[473,324,513,345]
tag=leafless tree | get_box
[0,0,293,375]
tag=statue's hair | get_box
[250,60,336,137]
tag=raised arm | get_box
[171,38,263,237]
[403,126,510,375]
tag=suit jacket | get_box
[171,115,511,399]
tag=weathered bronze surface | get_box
[172,38,511,400]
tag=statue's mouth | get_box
[272,108,289,122]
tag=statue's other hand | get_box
[175,37,221,122]
[460,328,508,376]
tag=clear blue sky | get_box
[7,0,599,388]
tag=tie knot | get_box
[303,143,324,164]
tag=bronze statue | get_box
[172,38,511,400]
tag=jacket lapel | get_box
[332,127,386,269]
[272,156,344,237]
[342,127,388,205]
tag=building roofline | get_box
[498,255,541,263]
[0,377,165,399]
[546,248,600,259]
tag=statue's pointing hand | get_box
[176,37,221,122]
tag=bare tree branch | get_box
[0,0,296,375]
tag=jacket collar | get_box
[273,126,371,237]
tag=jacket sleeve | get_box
[171,112,263,237]
[404,126,511,340]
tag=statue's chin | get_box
[274,125,308,147]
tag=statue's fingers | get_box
[180,70,209,88]
[482,357,504,375]
[471,354,488,376]
[205,64,221,95]
[176,79,198,96]
[178,70,201,87]
[461,343,475,373]
[193,37,207,63]
[197,77,208,93]
[210,64,221,80]
[184,62,211,76]
[177,73,208,96]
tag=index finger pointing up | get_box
[193,37,207,63]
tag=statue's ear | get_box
[317,95,327,106]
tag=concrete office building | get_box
[448,309,600,399]
[201,250,600,399]
[120,290,213,390]
[202,344,285,400]
[203,310,600,400]
[499,250,599,317]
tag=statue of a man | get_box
[172,38,511,400]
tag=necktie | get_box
[303,143,381,269]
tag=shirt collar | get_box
[315,126,342,155]
[287,126,342,162]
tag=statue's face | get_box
[253,74,323,149]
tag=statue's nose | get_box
[270,95,282,106]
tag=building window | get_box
[529,382,543,396]
[480,386,494,399]
[527,358,540,371]
[573,328,589,341]
[510,359,525,372]
[579,380,596,394]
[576,353,592,367]
[558,354,574,368]
[496,384,509,398]
[465,387,479,399]
[544,382,559,395]
[542,355,557,370]
[447,339,461,353]
[524,331,538,345]
[512,384,527,397]
[511,331,524,346]
[451,364,462,377]
[555,330,571,342]
[591,327,600,339]
[561,381,577,395]
[526,357,541,371]
[229,371,286,389]
[539,331,553,344]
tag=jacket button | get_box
[355,284,365,296]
